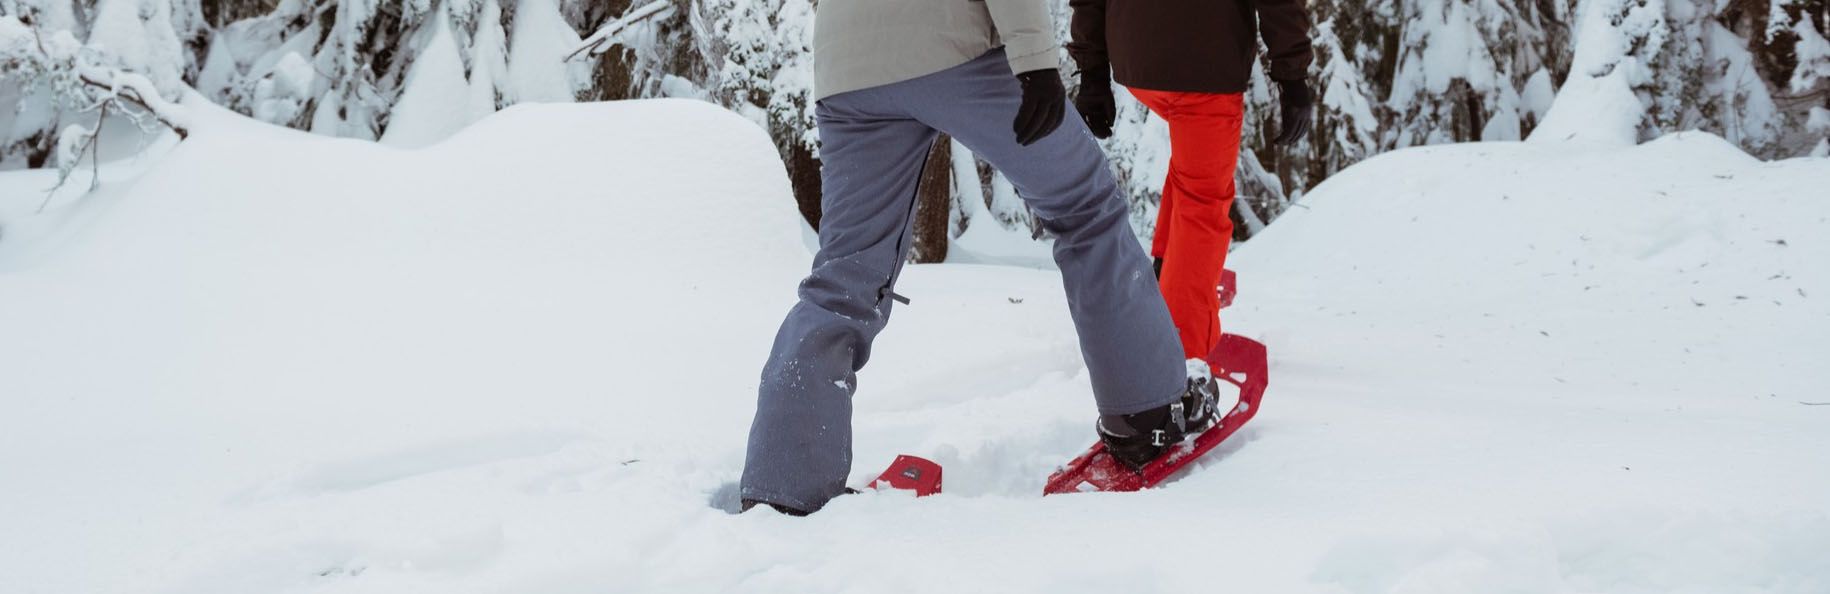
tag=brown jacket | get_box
[1067,0,1314,93]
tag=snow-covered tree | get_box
[0,6,190,190]
[382,2,470,147]
[686,0,823,225]
[1771,0,1830,154]
[87,0,192,95]
[1532,0,1823,156]
[6,0,1828,239]
[1312,21,1378,161]
[508,0,584,103]
[465,0,507,119]
[2,0,198,168]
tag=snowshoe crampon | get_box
[1043,333,1268,495]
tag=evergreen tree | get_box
[5,0,1827,239]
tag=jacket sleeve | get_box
[1065,0,1108,72]
[984,0,1061,74]
[1255,0,1314,81]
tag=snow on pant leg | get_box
[1128,89,1244,359]
[898,50,1184,415]
[741,91,938,513]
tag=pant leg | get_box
[740,90,938,513]
[1131,89,1244,359]
[1151,175,1177,259]
[896,50,1184,416]
[1127,91,1185,259]
[1145,94,1179,260]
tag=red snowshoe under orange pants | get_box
[1129,89,1245,359]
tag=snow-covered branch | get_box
[3,12,195,197]
[566,0,674,61]
[3,14,193,135]
[73,63,192,138]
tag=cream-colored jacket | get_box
[813,0,1060,100]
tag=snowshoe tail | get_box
[867,454,943,496]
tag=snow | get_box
[1520,68,1556,121]
[1315,20,1379,158]
[1533,0,1667,145]
[1814,105,1830,157]
[1790,16,1830,93]
[506,0,585,104]
[251,52,317,126]
[1698,19,1780,150]
[381,9,474,148]
[193,33,241,103]
[3,100,1829,593]
[0,16,52,156]
[1480,91,1522,141]
[465,0,510,122]
[86,0,187,95]
[0,14,34,58]
[573,0,676,60]
[1410,0,1498,97]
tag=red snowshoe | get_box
[1043,332,1268,495]
[865,454,943,496]
[1218,268,1238,309]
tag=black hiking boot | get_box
[739,487,860,517]
[741,498,811,516]
[1097,361,1221,470]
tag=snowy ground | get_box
[2,100,1827,593]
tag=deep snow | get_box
[1,99,1827,594]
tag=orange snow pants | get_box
[1129,89,1245,359]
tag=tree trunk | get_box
[785,141,824,230]
[910,135,953,263]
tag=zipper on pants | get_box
[877,136,940,308]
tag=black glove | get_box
[1014,69,1066,146]
[1074,68,1116,139]
[1272,79,1313,146]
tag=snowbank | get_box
[2,100,1826,593]
[1,98,811,593]
[1225,131,1830,591]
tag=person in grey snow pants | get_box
[741,0,1190,515]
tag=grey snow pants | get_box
[741,49,1185,513]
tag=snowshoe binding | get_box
[1045,333,1269,495]
[1096,360,1222,470]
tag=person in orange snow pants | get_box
[1067,0,1316,358]
[1130,89,1246,357]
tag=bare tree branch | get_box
[42,102,106,212]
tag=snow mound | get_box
[2,97,809,441]
[2,102,1827,594]
[1234,132,1826,400]
[0,99,813,592]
